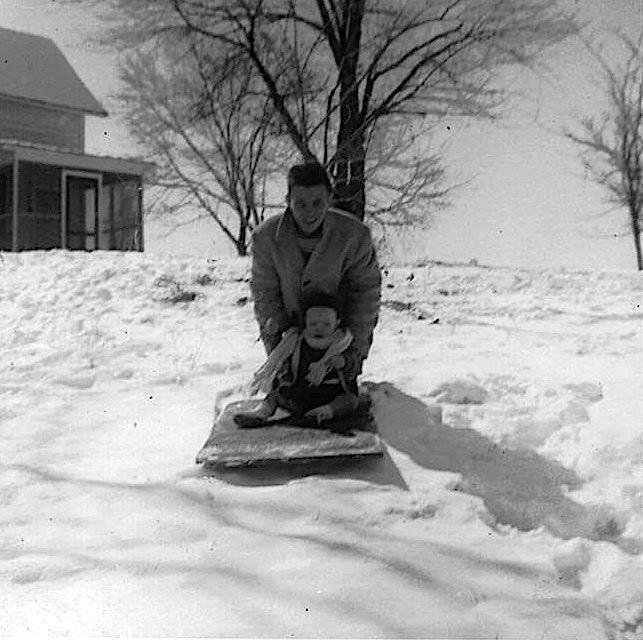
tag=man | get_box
[250,162,381,392]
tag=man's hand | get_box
[328,354,346,370]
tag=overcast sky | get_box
[1,0,641,269]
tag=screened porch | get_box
[0,143,150,252]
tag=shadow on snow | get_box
[199,381,639,550]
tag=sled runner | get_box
[196,395,384,468]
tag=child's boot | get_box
[233,395,278,428]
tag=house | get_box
[0,26,151,252]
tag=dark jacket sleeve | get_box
[250,226,290,353]
[341,225,381,366]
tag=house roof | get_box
[0,27,108,116]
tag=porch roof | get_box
[0,139,154,176]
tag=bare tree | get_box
[71,0,578,229]
[163,0,578,220]
[567,32,643,270]
[117,38,290,255]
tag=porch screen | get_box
[0,166,10,251]
[101,174,142,251]
[18,163,61,250]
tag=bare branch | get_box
[567,29,643,269]
[76,0,580,236]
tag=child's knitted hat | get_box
[301,289,340,315]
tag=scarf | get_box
[247,327,352,396]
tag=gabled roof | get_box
[0,26,108,116]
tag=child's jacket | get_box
[248,327,352,396]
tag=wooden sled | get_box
[196,396,384,468]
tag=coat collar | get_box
[273,208,334,279]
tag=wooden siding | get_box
[0,97,84,152]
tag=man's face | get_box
[304,306,339,340]
[289,184,330,235]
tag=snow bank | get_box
[0,250,641,637]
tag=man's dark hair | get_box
[287,162,332,194]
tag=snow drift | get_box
[0,250,641,638]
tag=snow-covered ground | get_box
[1,249,642,638]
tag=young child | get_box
[234,291,359,427]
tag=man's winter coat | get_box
[250,208,381,370]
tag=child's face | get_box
[289,184,330,235]
[304,306,339,340]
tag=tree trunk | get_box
[332,138,366,220]
[237,221,248,257]
[632,218,643,271]
[329,0,366,221]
